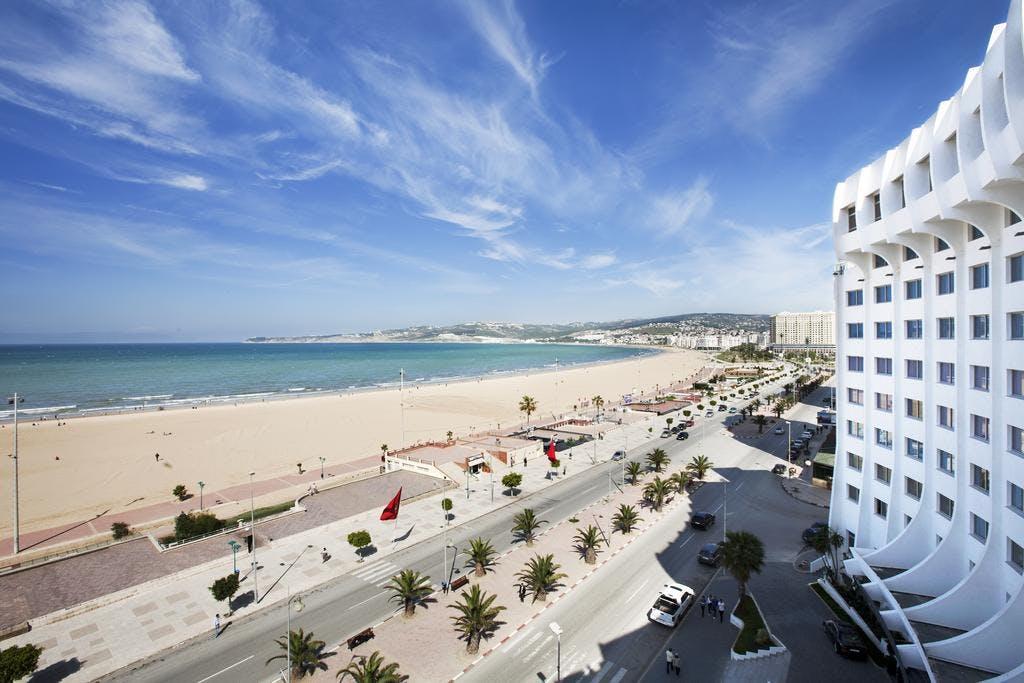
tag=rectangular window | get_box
[905,477,923,500]
[875,285,892,303]
[973,414,990,441]
[906,359,923,379]
[848,355,864,372]
[905,319,923,339]
[875,428,893,448]
[938,317,955,339]
[938,449,955,474]
[874,498,888,519]
[938,362,955,385]
[847,388,864,405]
[906,438,924,460]
[1010,425,1023,455]
[876,392,893,411]
[847,289,863,306]
[1009,482,1024,514]
[876,357,893,375]
[1010,312,1024,340]
[847,452,863,471]
[938,493,955,518]
[1010,540,1024,571]
[969,225,984,241]
[847,420,864,439]
[1010,253,1024,283]
[904,246,917,261]
[972,315,990,340]
[847,530,857,548]
[938,405,955,429]
[872,193,882,222]
[906,398,923,419]
[937,272,955,295]
[971,514,990,541]
[847,322,863,338]
[847,484,860,502]
[971,263,990,289]
[875,321,892,339]
[905,279,922,299]
[972,365,990,392]
[1010,369,1024,398]
[971,464,991,493]
[875,463,892,484]
[846,206,857,232]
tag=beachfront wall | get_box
[830,3,1024,677]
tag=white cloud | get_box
[162,174,208,191]
[460,0,550,96]
[580,253,617,270]
[647,177,713,237]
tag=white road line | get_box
[624,578,650,602]
[512,631,542,655]
[349,589,388,609]
[502,628,533,653]
[733,481,745,493]
[196,655,254,683]
[677,536,694,549]
[524,634,553,662]
[355,565,398,583]
[608,667,628,683]
[590,661,614,682]
[351,562,395,579]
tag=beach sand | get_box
[0,347,708,535]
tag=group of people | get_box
[306,482,319,496]
[700,594,727,623]
[664,647,681,676]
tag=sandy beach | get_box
[0,347,708,535]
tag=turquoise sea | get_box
[0,343,653,418]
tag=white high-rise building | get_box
[770,311,835,350]
[830,5,1024,679]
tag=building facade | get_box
[830,4,1024,678]
[770,311,835,350]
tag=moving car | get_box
[612,450,626,461]
[771,463,787,475]
[690,512,716,530]
[675,431,689,440]
[728,407,737,414]
[822,620,868,659]
[802,521,828,544]
[705,410,714,417]
[697,542,723,566]
[647,583,694,626]
[773,425,785,435]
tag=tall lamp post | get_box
[228,540,240,574]
[319,456,325,479]
[284,586,305,682]
[198,481,205,511]
[786,421,792,467]
[549,622,563,683]
[7,393,23,554]
[249,471,259,602]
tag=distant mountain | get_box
[246,313,770,344]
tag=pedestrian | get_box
[154,453,159,462]
[699,596,706,617]
[524,456,527,467]
[672,650,681,676]
[562,465,566,475]
[442,580,449,595]
[718,599,726,623]
[665,648,674,674]
[321,547,329,563]
[212,613,221,639]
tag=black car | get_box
[690,512,716,530]
[697,542,723,566]
[802,521,828,544]
[822,620,867,659]
[718,404,727,412]
[771,463,787,475]
[676,431,689,440]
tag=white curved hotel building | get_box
[830,2,1024,680]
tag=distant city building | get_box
[829,7,1024,679]
[770,311,835,351]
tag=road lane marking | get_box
[624,578,650,602]
[502,628,533,653]
[733,481,745,493]
[196,655,254,683]
[349,589,388,609]
[608,667,628,683]
[590,661,614,682]
[524,634,553,662]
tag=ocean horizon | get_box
[0,342,656,418]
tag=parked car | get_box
[697,542,723,567]
[728,407,737,414]
[661,429,672,438]
[676,431,689,440]
[612,450,626,461]
[801,430,814,440]
[773,425,785,435]
[802,521,829,544]
[822,620,868,659]
[705,410,714,418]
[790,439,804,450]
[647,583,694,626]
[771,463,787,475]
[718,404,727,412]
[690,512,716,530]
[682,419,695,428]
[670,425,682,434]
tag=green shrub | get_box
[210,573,240,605]
[111,522,132,539]
[174,511,225,542]
[0,643,42,682]
[172,484,188,500]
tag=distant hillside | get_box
[246,313,770,344]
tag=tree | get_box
[515,554,567,601]
[209,573,240,613]
[446,430,454,443]
[665,417,674,430]
[449,585,505,654]
[810,526,845,584]
[696,403,705,411]
[720,530,766,599]
[386,569,433,617]
[573,525,603,564]
[501,472,523,496]
[467,537,497,577]
[625,461,644,485]
[686,454,714,481]
[266,628,328,679]
[347,530,372,560]
[519,395,538,424]
[753,415,768,433]
[441,498,453,525]
[645,448,669,473]
[172,484,188,501]
[111,521,132,539]
[612,504,640,534]
[173,511,224,542]
[592,395,604,414]
[512,509,546,547]
[380,443,388,457]
[0,644,42,683]
[682,409,691,417]
[643,477,672,511]
[336,651,407,682]
[669,470,692,494]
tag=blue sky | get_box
[0,0,1011,341]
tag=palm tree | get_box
[573,525,602,564]
[645,448,669,473]
[720,530,766,599]
[385,569,433,617]
[466,537,497,577]
[625,461,644,485]
[772,401,784,418]
[686,454,714,481]
[809,526,845,584]
[669,470,692,494]
[515,554,567,602]
[753,414,768,433]
[612,504,640,534]
[336,651,407,682]
[449,584,505,654]
[592,395,604,415]
[519,395,538,424]
[266,628,328,679]
[643,476,672,511]
[380,443,388,457]
[512,508,546,547]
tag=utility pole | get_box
[249,471,259,602]
[7,393,23,554]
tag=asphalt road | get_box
[102,372,800,683]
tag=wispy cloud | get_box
[460,0,551,96]
[646,177,713,237]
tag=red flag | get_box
[380,487,402,521]
[547,440,557,462]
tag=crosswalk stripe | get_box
[502,628,533,653]
[590,661,613,682]
[352,563,398,582]
[607,668,627,683]
[524,634,553,663]
[351,561,394,578]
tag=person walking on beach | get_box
[212,614,221,639]
[718,599,726,623]
[154,453,160,462]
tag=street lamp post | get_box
[319,456,325,479]
[549,622,563,683]
[786,421,792,467]
[228,540,240,574]
[7,393,24,554]
[198,480,205,511]
[249,471,259,602]
[284,585,305,683]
